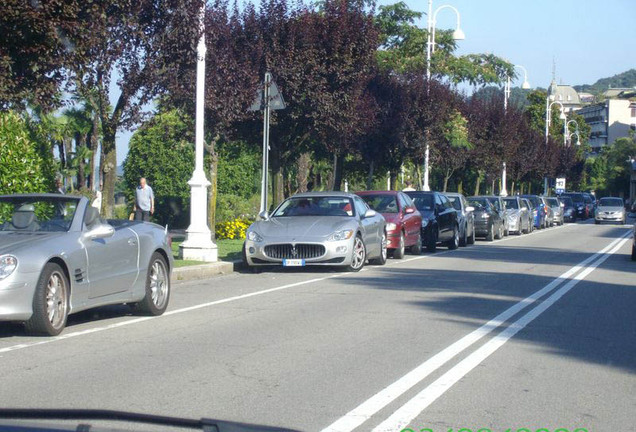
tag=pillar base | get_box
[179,232,218,262]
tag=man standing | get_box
[55,178,65,194]
[403,180,416,192]
[134,177,154,221]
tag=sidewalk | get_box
[172,260,239,282]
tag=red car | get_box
[356,191,422,258]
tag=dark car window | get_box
[468,198,490,210]
[563,193,584,204]
[560,197,574,207]
[503,198,519,209]
[447,196,462,211]
[546,198,559,207]
[408,194,434,211]
[360,194,399,214]
[598,198,623,207]
[398,193,410,211]
[486,197,502,211]
[440,195,453,210]
[523,196,542,208]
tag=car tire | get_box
[459,223,468,247]
[393,232,406,259]
[447,225,459,250]
[369,231,388,265]
[485,223,494,241]
[134,252,170,316]
[467,225,475,245]
[595,220,600,225]
[410,233,422,255]
[347,235,366,272]
[495,223,504,240]
[25,262,69,336]
[426,228,438,252]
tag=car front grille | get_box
[264,244,326,259]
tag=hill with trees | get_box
[574,69,636,94]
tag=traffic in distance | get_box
[242,189,635,271]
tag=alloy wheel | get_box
[46,271,68,330]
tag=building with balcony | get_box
[576,99,636,152]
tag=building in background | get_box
[548,79,582,113]
[577,98,636,152]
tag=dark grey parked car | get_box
[446,192,475,246]
[0,194,173,336]
[467,197,505,241]
[475,196,509,236]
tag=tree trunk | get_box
[331,153,344,191]
[101,126,117,218]
[390,171,397,190]
[296,152,310,193]
[443,169,452,192]
[416,165,422,191]
[88,112,100,190]
[490,179,496,196]
[77,133,86,190]
[474,170,483,196]
[510,181,515,196]
[457,179,463,194]
[366,160,374,191]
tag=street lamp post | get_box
[545,100,567,144]
[502,64,530,196]
[565,119,580,146]
[423,0,464,191]
[179,5,217,262]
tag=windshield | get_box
[598,198,623,207]
[468,198,489,210]
[560,197,574,206]
[503,198,518,209]
[484,197,502,211]
[0,196,78,232]
[563,194,584,204]
[408,194,434,211]
[446,196,462,211]
[546,198,559,207]
[360,194,399,214]
[272,196,354,217]
[523,196,541,207]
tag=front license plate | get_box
[283,259,305,267]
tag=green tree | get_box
[0,111,55,195]
[123,109,195,228]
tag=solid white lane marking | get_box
[372,234,631,432]
[0,274,342,355]
[320,233,628,432]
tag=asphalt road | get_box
[0,220,634,432]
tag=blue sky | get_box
[115,0,636,165]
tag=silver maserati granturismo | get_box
[0,194,173,336]
[243,192,387,271]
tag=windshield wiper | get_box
[0,409,302,432]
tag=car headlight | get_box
[386,223,397,232]
[577,205,584,210]
[0,255,18,281]
[246,231,263,242]
[328,229,354,241]
[421,219,429,228]
[481,213,490,219]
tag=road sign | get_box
[249,78,286,111]
[556,177,566,194]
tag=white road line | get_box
[0,274,342,355]
[371,233,631,432]
[320,233,628,432]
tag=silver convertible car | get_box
[243,192,387,271]
[0,194,173,336]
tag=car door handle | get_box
[128,238,137,246]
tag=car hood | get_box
[597,206,624,212]
[0,232,66,255]
[251,216,355,240]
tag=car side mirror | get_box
[86,223,114,240]
[465,206,474,213]
[364,209,377,218]
[405,207,415,214]
[258,210,270,220]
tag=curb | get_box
[172,260,241,283]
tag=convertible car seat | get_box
[10,204,39,231]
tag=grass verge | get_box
[171,238,244,267]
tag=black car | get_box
[467,196,505,241]
[559,196,576,222]
[405,191,459,252]
[560,192,589,219]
